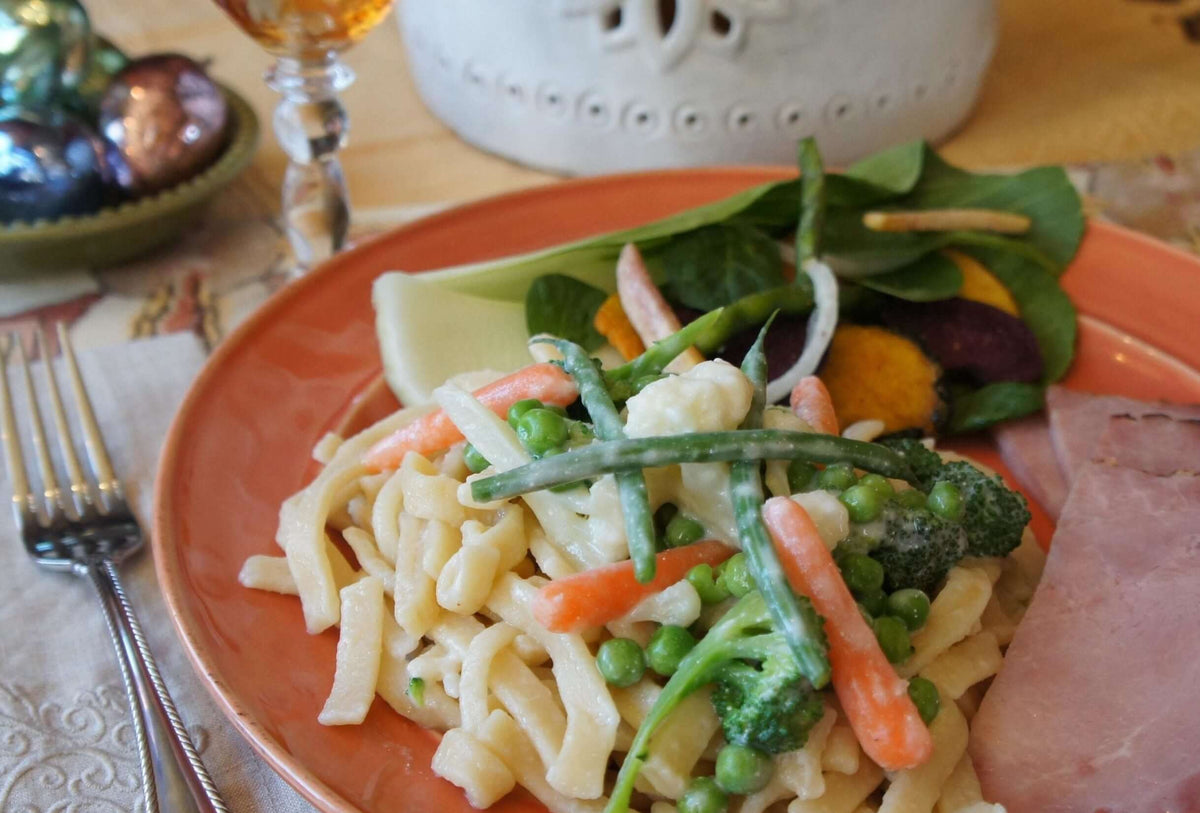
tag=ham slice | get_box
[970,414,1200,813]
[1045,386,1200,481]
[992,415,1070,518]
[994,389,1200,521]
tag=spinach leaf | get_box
[844,140,926,195]
[660,223,785,311]
[820,208,953,277]
[525,274,609,350]
[424,177,798,303]
[948,382,1045,434]
[905,148,1086,270]
[825,141,925,208]
[797,137,825,264]
[857,253,963,301]
[734,179,801,233]
[964,246,1077,382]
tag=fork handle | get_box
[87,559,230,813]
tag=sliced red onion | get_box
[766,259,838,403]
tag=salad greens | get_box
[855,253,964,302]
[660,223,785,311]
[405,136,1085,434]
[524,274,609,350]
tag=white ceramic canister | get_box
[399,0,997,174]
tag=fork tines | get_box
[0,325,126,533]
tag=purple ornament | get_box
[99,53,229,195]
[0,109,110,223]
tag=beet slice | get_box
[882,298,1043,383]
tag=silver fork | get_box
[0,325,229,813]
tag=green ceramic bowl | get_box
[0,85,260,276]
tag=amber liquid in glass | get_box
[213,0,393,57]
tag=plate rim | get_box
[151,167,1200,812]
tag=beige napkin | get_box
[0,332,315,812]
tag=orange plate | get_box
[153,168,1200,812]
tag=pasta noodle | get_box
[487,572,619,799]
[318,576,385,726]
[433,727,517,809]
[878,688,968,813]
[902,567,993,677]
[247,376,1042,813]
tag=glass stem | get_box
[267,55,354,271]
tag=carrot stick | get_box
[616,243,705,372]
[363,363,578,471]
[790,376,839,436]
[532,540,735,633]
[594,294,646,361]
[761,496,933,772]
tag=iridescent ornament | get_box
[0,108,110,222]
[0,0,91,109]
[99,53,228,195]
[62,34,128,118]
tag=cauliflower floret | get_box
[623,361,754,545]
[624,360,754,438]
[790,490,851,550]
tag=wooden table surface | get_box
[89,0,1200,213]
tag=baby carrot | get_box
[761,496,933,772]
[363,363,578,471]
[790,376,839,436]
[531,540,735,633]
[616,243,705,371]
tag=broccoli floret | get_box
[871,502,968,594]
[933,461,1030,558]
[605,591,827,813]
[879,438,943,490]
[712,661,826,754]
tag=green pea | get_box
[687,564,730,604]
[818,462,858,492]
[665,513,705,548]
[462,443,490,474]
[858,473,895,499]
[838,526,880,556]
[839,483,882,524]
[646,625,697,676]
[838,553,885,596]
[874,616,914,664]
[596,638,646,687]
[716,553,754,598]
[857,587,888,618]
[507,398,544,428]
[678,777,729,813]
[546,404,569,418]
[895,488,929,509]
[887,588,931,631]
[407,676,425,707]
[517,408,569,455]
[908,676,941,724]
[927,481,964,521]
[787,459,818,493]
[715,744,774,795]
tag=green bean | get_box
[797,136,825,264]
[544,338,658,583]
[730,317,831,689]
[470,430,915,502]
[604,308,725,400]
[691,285,814,357]
[603,285,816,401]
